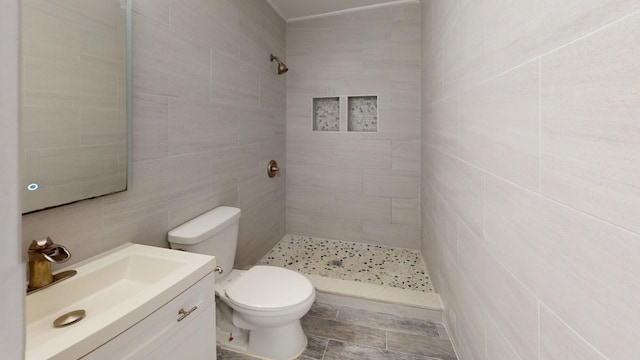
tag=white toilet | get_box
[168,206,315,360]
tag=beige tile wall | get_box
[0,1,24,357]
[285,3,422,249]
[421,1,640,359]
[22,0,287,269]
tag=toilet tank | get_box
[168,206,241,276]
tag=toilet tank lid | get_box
[168,206,241,245]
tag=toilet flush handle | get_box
[214,266,224,274]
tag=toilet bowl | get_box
[168,207,315,360]
[216,266,315,359]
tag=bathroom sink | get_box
[25,243,215,360]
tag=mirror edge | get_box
[126,0,133,188]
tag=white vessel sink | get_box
[26,243,215,360]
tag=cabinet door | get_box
[81,273,215,360]
[145,305,216,360]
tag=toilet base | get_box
[216,321,307,360]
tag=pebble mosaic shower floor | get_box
[257,235,434,293]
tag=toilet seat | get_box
[224,266,314,312]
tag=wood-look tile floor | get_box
[217,302,457,360]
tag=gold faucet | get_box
[27,237,71,291]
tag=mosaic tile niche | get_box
[313,97,340,131]
[348,95,378,132]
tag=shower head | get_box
[270,54,288,75]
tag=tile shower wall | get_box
[0,0,24,357]
[420,1,640,360]
[22,0,287,269]
[286,3,421,249]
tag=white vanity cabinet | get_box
[81,272,216,360]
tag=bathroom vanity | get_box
[82,272,215,360]
[25,244,217,360]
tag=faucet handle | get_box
[43,246,71,263]
[28,237,71,263]
[29,237,55,251]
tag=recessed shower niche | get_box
[312,97,340,131]
[348,95,378,132]
[312,95,379,132]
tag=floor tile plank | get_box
[336,306,439,337]
[216,346,260,359]
[324,340,439,360]
[387,331,457,360]
[301,315,386,348]
[300,335,328,359]
[307,302,339,320]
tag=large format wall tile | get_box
[363,169,419,199]
[132,14,210,101]
[541,12,640,234]
[422,45,444,103]
[485,175,640,359]
[168,100,238,155]
[423,97,458,156]
[459,60,540,191]
[132,0,170,26]
[486,319,522,360]
[431,0,458,48]
[540,305,608,360]
[336,195,391,223]
[442,0,484,96]
[484,0,640,76]
[171,0,238,57]
[211,50,260,108]
[392,140,420,171]
[392,198,420,226]
[422,1,640,359]
[458,221,538,360]
[131,93,168,161]
[424,182,457,262]
[441,155,484,239]
[362,222,420,249]
[447,258,487,360]
[336,140,392,170]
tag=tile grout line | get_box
[538,57,542,194]
[540,304,613,360]
[487,317,524,360]
[539,8,640,60]
[437,9,640,103]
[537,300,541,360]
[385,330,388,350]
[427,143,640,239]
[320,337,329,360]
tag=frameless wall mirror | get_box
[21,0,132,214]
